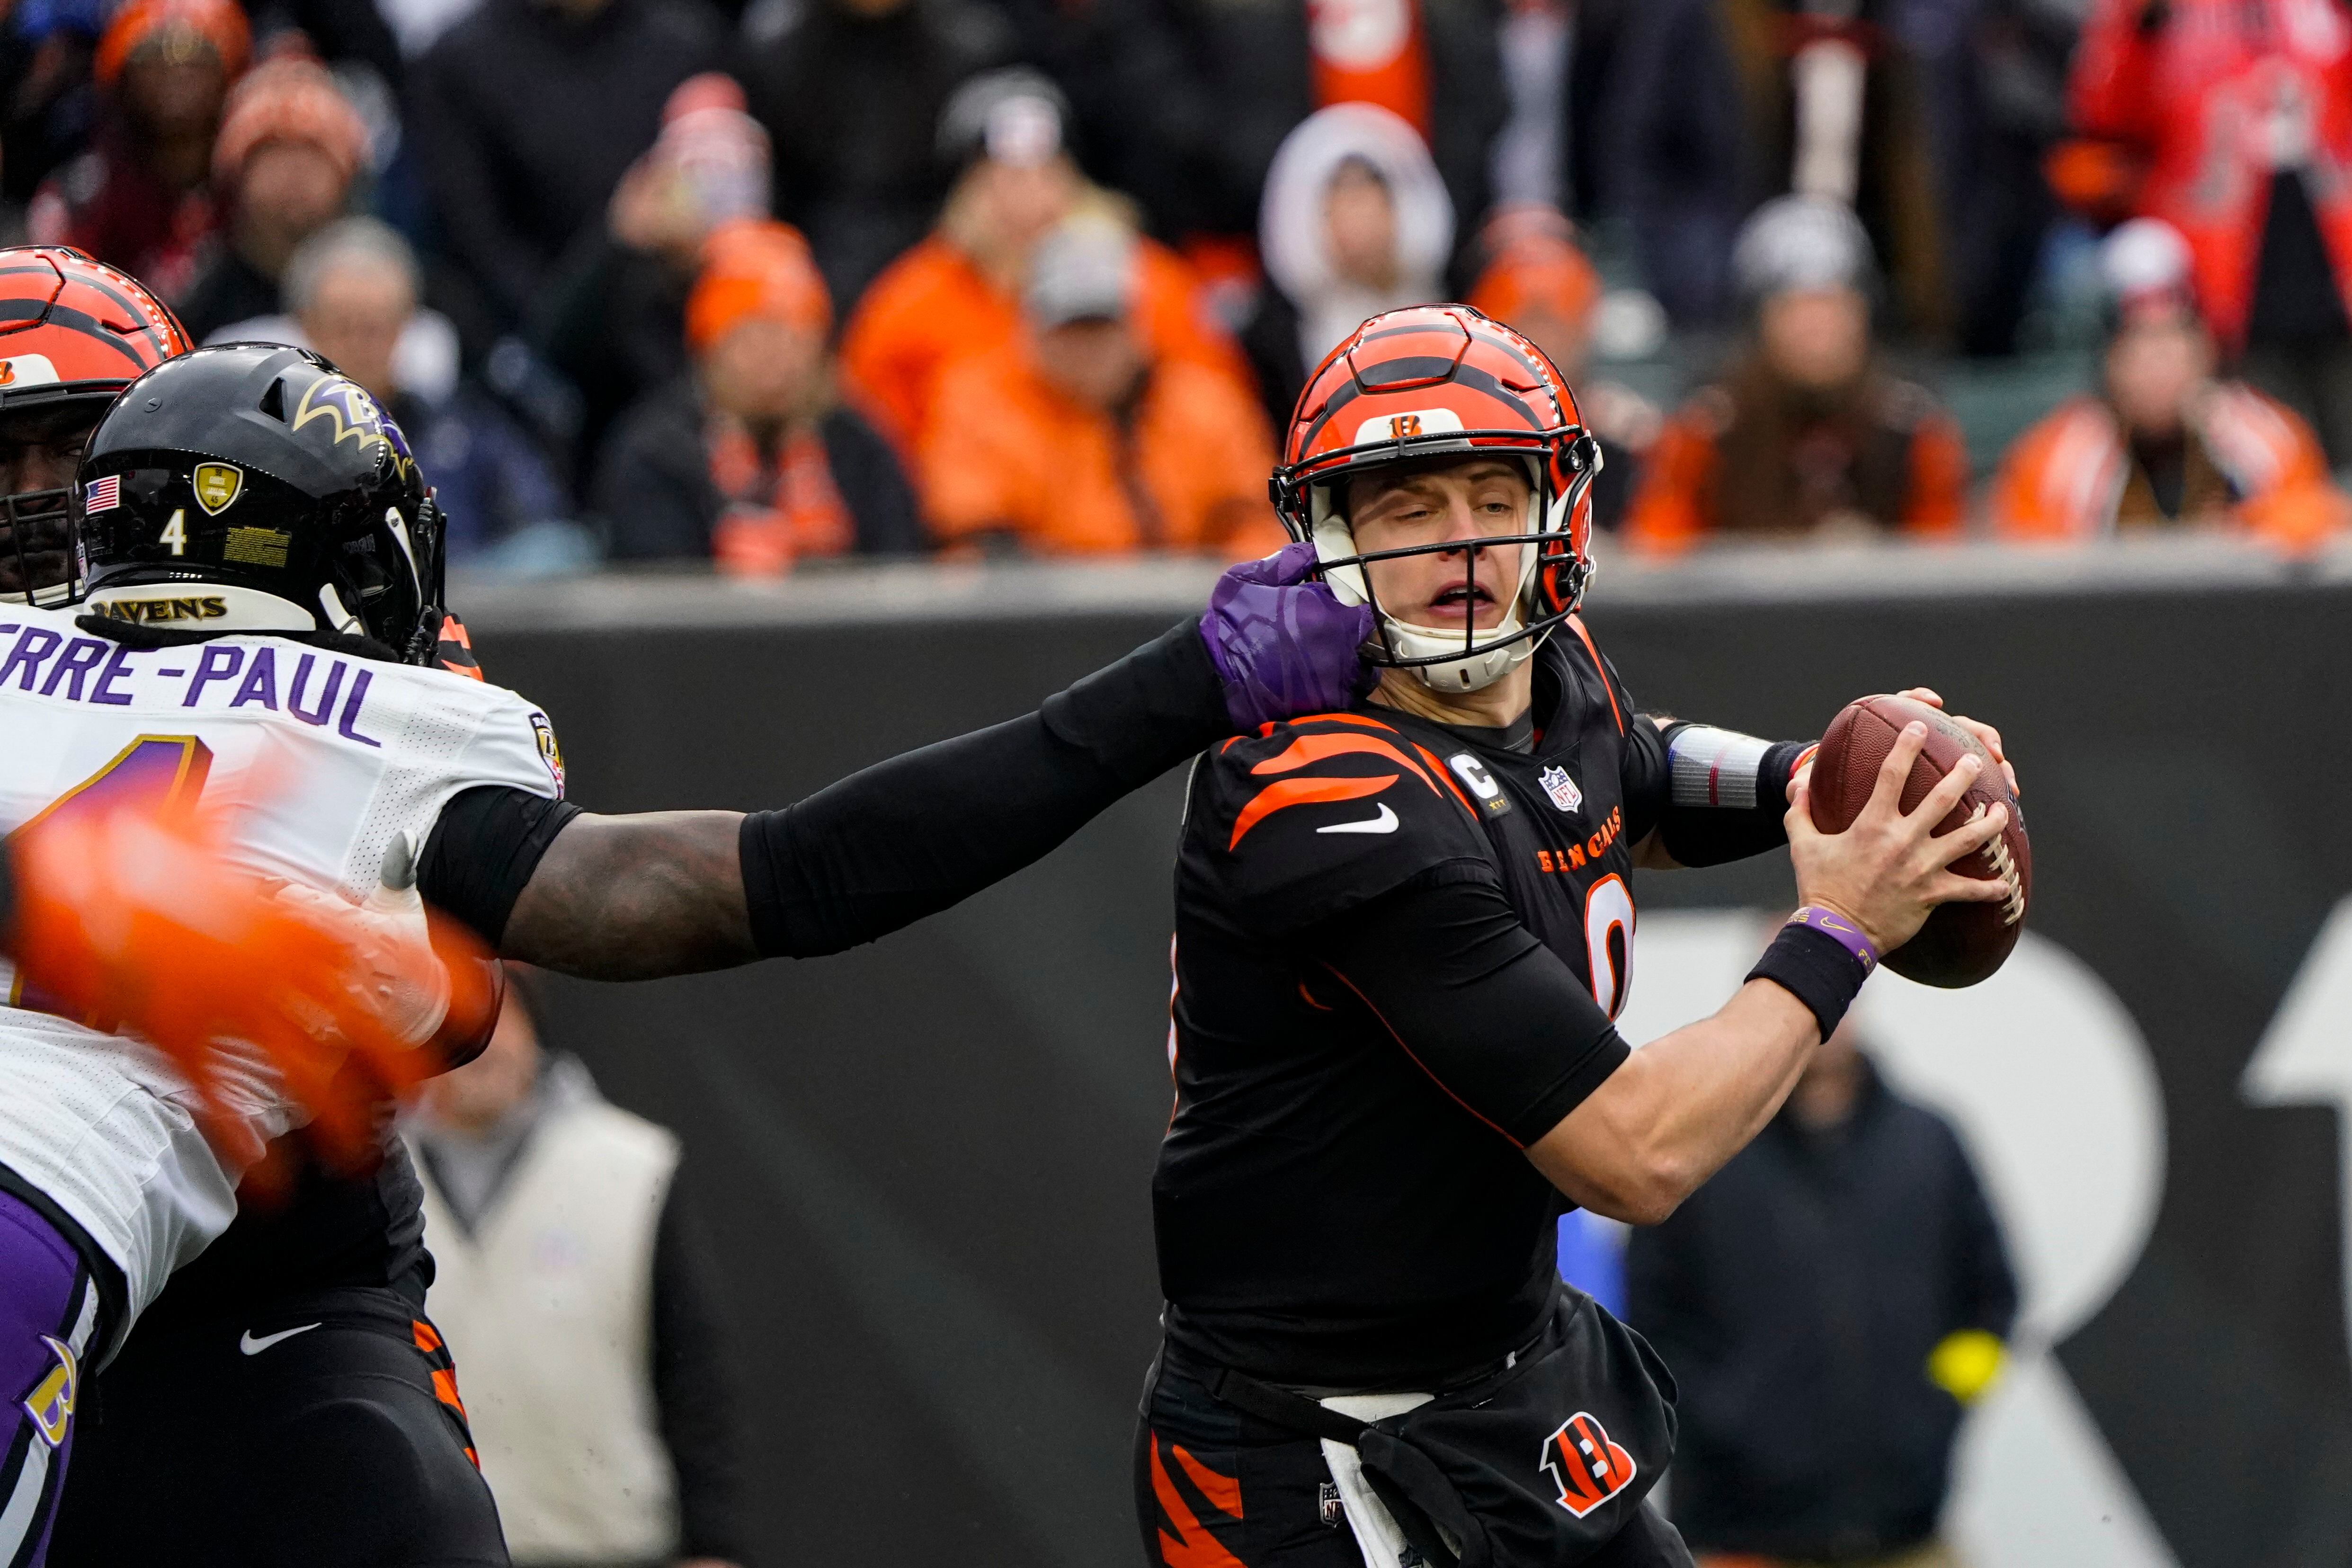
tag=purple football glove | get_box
[1200,540,1376,731]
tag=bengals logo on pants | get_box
[1539,1411,1636,1518]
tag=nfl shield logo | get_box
[1540,766,1583,814]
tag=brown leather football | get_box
[1807,694,2030,988]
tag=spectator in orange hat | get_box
[919,217,1282,559]
[838,69,1252,465]
[591,219,922,572]
[27,0,249,297]
[176,55,369,342]
[1992,219,2350,552]
[1467,205,1662,530]
[1624,197,1968,553]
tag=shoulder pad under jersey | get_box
[1184,712,1494,935]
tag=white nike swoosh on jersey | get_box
[239,1323,322,1355]
[1318,803,1400,835]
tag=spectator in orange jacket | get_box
[920,217,1282,559]
[1992,219,2350,551]
[1625,197,1967,553]
[2063,0,2352,463]
[838,69,1252,465]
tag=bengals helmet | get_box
[78,343,447,662]
[0,246,190,605]
[1269,303,1600,693]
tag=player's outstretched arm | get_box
[502,810,752,977]
[490,548,1374,980]
[1533,722,2008,1221]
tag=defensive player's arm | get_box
[438,621,1259,979]
[1318,725,2010,1224]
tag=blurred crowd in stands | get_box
[10,0,2352,572]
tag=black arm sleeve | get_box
[1309,868,1631,1148]
[1625,715,1814,868]
[739,618,1229,957]
[650,1170,749,1562]
[418,787,584,946]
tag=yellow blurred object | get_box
[1927,1329,2005,1405]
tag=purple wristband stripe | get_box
[1788,906,1878,975]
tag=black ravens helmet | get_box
[75,342,446,661]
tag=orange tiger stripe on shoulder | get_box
[1256,711,1397,738]
[1250,731,1440,795]
[1229,773,1397,850]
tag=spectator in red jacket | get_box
[1625,196,1967,552]
[2065,0,2352,464]
[27,0,249,300]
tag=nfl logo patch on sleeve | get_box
[1539,766,1583,814]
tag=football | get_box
[1807,694,2030,988]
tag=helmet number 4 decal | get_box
[158,509,186,557]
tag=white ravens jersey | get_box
[0,601,562,1327]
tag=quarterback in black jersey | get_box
[1138,306,2015,1568]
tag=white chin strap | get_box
[1310,460,1568,694]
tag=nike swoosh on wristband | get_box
[239,1323,322,1355]
[1318,803,1400,835]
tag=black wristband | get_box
[1746,922,1871,1041]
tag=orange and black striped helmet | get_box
[1269,303,1600,692]
[0,247,190,605]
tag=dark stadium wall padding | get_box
[474,588,2352,1568]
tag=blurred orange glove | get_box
[1,802,500,1178]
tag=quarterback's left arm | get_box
[1625,688,2013,871]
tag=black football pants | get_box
[46,1283,506,1568]
[1137,1344,1694,1568]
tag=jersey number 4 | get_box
[6,736,214,1016]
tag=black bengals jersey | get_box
[1159,623,1676,1389]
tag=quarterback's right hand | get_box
[1783,720,2010,955]
[1199,540,1377,731]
